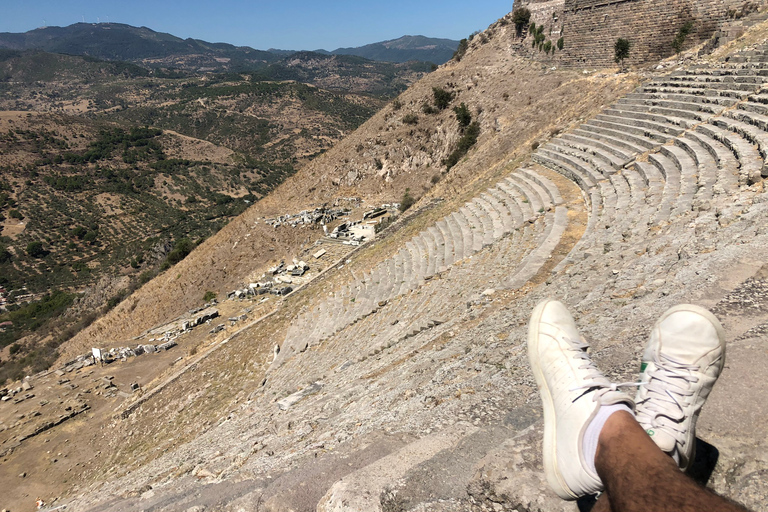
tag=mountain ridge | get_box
[0,23,460,68]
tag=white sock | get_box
[583,403,634,476]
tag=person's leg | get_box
[595,410,749,512]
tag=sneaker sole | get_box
[528,299,579,500]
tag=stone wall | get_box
[513,0,768,67]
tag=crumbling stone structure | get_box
[514,0,768,66]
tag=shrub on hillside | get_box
[402,113,419,125]
[443,121,480,170]
[453,38,469,61]
[557,37,565,50]
[433,87,454,110]
[399,188,415,213]
[453,103,472,127]
[203,290,216,302]
[161,238,195,270]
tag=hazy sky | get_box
[2,1,516,50]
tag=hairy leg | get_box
[595,411,749,512]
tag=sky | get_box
[1,0,516,51]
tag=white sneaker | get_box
[528,299,634,500]
[635,304,726,471]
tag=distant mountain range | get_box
[0,23,460,70]
[325,35,460,64]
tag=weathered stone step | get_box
[674,136,717,209]
[536,147,604,185]
[646,78,758,92]
[497,178,536,220]
[533,151,596,196]
[697,123,764,185]
[607,101,711,122]
[465,201,494,248]
[684,130,741,194]
[459,205,485,253]
[586,117,671,145]
[514,171,553,211]
[487,185,525,228]
[647,152,680,224]
[578,121,660,153]
[720,110,768,159]
[666,73,765,85]
[481,192,514,235]
[545,140,619,175]
[518,168,563,205]
[658,144,698,215]
[571,127,648,158]
[602,107,696,130]
[559,132,635,166]
[617,96,726,114]
[507,206,568,289]
[474,196,505,240]
[452,210,474,259]
[427,225,446,274]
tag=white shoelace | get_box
[635,353,700,445]
[564,337,638,401]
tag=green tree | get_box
[203,290,216,302]
[454,103,472,127]
[512,7,532,36]
[432,87,453,110]
[672,21,694,53]
[26,241,46,258]
[615,38,631,67]
[0,244,11,264]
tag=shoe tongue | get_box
[646,426,676,453]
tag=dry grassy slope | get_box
[59,15,640,361]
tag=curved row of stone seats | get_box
[727,51,768,64]
[594,113,686,139]
[617,95,728,115]
[638,88,741,107]
[543,139,621,175]
[720,108,768,158]
[657,144,698,217]
[644,81,757,98]
[686,131,741,193]
[275,170,564,365]
[606,102,713,127]
[695,123,764,185]
[673,135,718,209]
[666,73,766,85]
[276,221,538,384]
[285,218,550,379]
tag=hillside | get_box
[0,48,432,384]
[1,6,768,512]
[330,35,460,64]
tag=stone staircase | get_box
[71,45,768,512]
